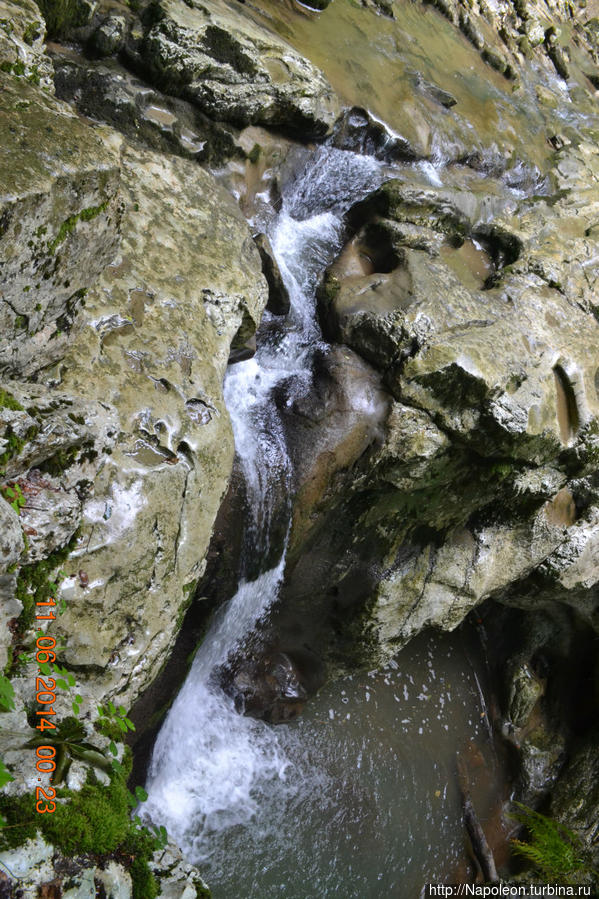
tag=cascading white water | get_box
[143,147,385,855]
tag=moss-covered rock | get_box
[0,0,53,90]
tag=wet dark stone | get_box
[330,106,418,162]
[221,651,308,723]
[255,233,291,316]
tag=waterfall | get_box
[142,144,506,899]
[143,146,385,856]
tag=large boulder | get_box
[41,140,267,705]
[132,0,338,138]
[0,74,121,377]
[304,140,599,661]
[132,0,339,137]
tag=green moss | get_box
[48,202,109,254]
[95,718,125,743]
[130,856,159,899]
[36,0,91,38]
[0,769,161,895]
[175,581,197,631]
[38,444,79,476]
[22,20,42,45]
[14,534,77,636]
[247,143,261,164]
[0,59,26,77]
[27,65,40,86]
[0,389,23,411]
[195,881,212,898]
[0,423,38,467]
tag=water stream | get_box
[143,145,506,897]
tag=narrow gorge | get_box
[1,0,599,895]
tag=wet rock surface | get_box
[2,0,599,891]
[130,0,339,137]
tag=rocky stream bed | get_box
[1,0,599,895]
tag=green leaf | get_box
[124,717,135,731]
[109,741,117,756]
[56,678,68,690]
[0,759,14,789]
[72,702,80,715]
[75,694,82,703]
[135,786,148,803]
[38,662,52,676]
[0,676,15,712]
[116,719,127,732]
[118,705,126,716]
[107,701,116,715]
[67,674,76,687]
[97,705,105,717]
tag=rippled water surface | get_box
[196,626,504,899]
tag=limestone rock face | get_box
[52,49,240,166]
[0,38,266,891]
[0,75,121,377]
[308,138,599,662]
[133,0,339,137]
[34,141,267,704]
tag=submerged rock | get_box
[221,650,308,723]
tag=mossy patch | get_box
[0,389,24,412]
[13,533,77,638]
[0,767,161,898]
[0,423,38,468]
[48,202,109,255]
[35,0,92,38]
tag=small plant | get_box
[0,759,13,791]
[1,482,25,514]
[25,717,114,784]
[48,662,83,715]
[511,802,597,884]
[0,759,13,827]
[97,701,135,743]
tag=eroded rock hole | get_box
[553,364,580,444]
